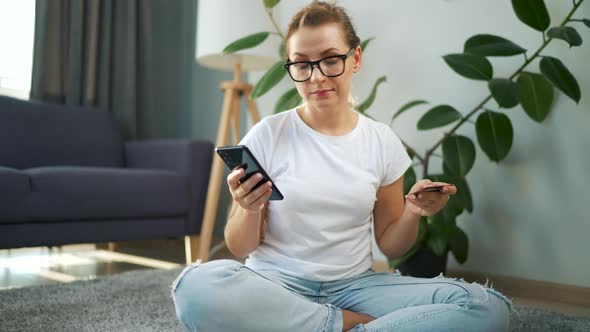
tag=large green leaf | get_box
[263,0,280,9]
[392,100,428,123]
[540,56,581,104]
[427,214,452,256]
[464,34,526,56]
[428,173,464,220]
[441,168,474,213]
[449,226,469,264]
[356,76,387,113]
[274,88,302,114]
[359,37,375,52]
[511,0,550,32]
[250,60,287,100]
[443,53,493,81]
[223,32,270,54]
[403,167,416,196]
[488,78,520,108]
[547,26,583,47]
[442,135,476,178]
[517,72,554,122]
[417,105,462,130]
[584,19,590,28]
[278,40,286,58]
[476,110,514,162]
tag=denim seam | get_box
[241,265,320,297]
[323,304,343,332]
[436,273,515,314]
[340,280,475,309]
[481,279,515,315]
[371,304,461,332]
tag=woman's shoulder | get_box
[243,109,294,141]
[360,114,399,139]
[262,109,294,126]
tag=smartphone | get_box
[216,145,284,201]
[409,185,447,195]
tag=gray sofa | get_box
[0,95,213,259]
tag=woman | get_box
[172,2,512,331]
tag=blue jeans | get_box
[171,259,512,332]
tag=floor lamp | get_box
[186,0,280,264]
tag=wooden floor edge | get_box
[445,268,590,308]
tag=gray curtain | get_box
[30,0,154,140]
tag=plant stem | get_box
[265,8,285,41]
[401,139,425,165]
[420,0,585,179]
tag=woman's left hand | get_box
[405,179,457,217]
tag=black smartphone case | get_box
[216,145,284,200]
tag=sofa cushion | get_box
[0,167,30,223]
[25,167,190,222]
[0,95,125,169]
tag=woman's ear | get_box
[353,46,362,73]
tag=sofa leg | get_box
[184,235,201,266]
[107,242,117,252]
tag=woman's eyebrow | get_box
[293,47,340,58]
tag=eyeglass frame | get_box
[283,47,357,82]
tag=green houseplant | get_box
[224,0,589,277]
[388,0,589,276]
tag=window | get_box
[0,0,36,99]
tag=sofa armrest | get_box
[125,139,214,233]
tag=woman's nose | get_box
[309,65,325,83]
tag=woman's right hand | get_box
[227,168,273,212]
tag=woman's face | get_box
[287,23,361,110]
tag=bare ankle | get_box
[341,309,375,331]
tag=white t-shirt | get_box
[239,108,411,281]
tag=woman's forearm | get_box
[224,202,263,259]
[377,204,421,259]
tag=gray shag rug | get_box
[0,267,588,332]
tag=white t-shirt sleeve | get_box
[381,126,412,187]
[238,119,270,170]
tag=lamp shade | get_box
[196,0,280,72]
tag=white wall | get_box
[248,0,590,287]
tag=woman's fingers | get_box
[406,193,448,212]
[243,180,271,204]
[248,183,273,209]
[237,181,272,210]
[226,168,273,212]
[227,168,244,191]
[233,173,263,199]
[442,185,457,195]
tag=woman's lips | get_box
[311,89,333,97]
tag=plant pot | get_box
[396,246,447,278]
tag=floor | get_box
[1,238,589,317]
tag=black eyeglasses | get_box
[283,47,356,82]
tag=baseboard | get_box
[371,261,590,307]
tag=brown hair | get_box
[284,1,360,60]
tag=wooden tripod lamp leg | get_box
[185,86,236,265]
[184,234,200,265]
[231,93,241,145]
